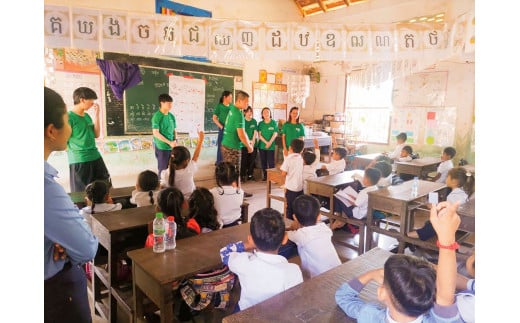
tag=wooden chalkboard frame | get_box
[103,52,242,136]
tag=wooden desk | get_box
[365,180,447,253]
[222,247,391,323]
[69,186,135,207]
[457,198,475,233]
[90,205,156,322]
[266,168,286,216]
[395,157,441,179]
[274,135,332,166]
[352,153,381,170]
[127,223,251,323]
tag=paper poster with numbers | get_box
[169,75,206,135]
[390,108,422,144]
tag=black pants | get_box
[69,157,111,192]
[154,145,172,177]
[285,189,303,220]
[241,147,257,179]
[259,149,275,179]
[44,263,92,323]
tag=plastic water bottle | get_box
[411,176,419,197]
[153,212,166,253]
[165,216,177,250]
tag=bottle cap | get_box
[155,212,163,218]
[167,216,175,221]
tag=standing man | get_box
[67,87,111,192]
[212,90,232,165]
[152,93,177,176]
[221,90,254,197]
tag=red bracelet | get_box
[436,240,460,250]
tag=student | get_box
[408,167,475,241]
[432,146,456,183]
[319,147,347,175]
[188,187,219,234]
[384,132,407,161]
[257,107,278,181]
[335,201,464,322]
[45,86,98,323]
[280,138,305,220]
[152,93,177,176]
[240,106,258,182]
[220,208,303,311]
[281,106,305,157]
[160,131,204,200]
[398,145,413,162]
[210,161,244,228]
[373,160,393,188]
[287,194,341,279]
[155,187,198,241]
[80,180,123,226]
[130,170,160,207]
[212,90,233,165]
[67,87,111,192]
[302,138,320,194]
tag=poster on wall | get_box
[423,107,456,146]
[404,71,448,107]
[168,75,205,135]
[390,108,421,144]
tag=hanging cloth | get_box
[96,59,142,100]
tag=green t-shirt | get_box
[244,118,258,147]
[281,122,305,149]
[151,110,176,150]
[222,105,245,150]
[257,119,278,151]
[213,103,230,125]
[67,111,101,164]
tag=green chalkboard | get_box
[124,66,234,134]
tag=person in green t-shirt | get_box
[212,90,232,165]
[67,87,111,192]
[240,106,258,182]
[257,107,278,181]
[281,106,305,157]
[152,93,177,176]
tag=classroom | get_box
[42,0,483,322]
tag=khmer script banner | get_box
[44,5,474,63]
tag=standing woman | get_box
[257,107,278,181]
[241,106,258,182]
[281,106,305,157]
[212,90,233,165]
[44,87,98,322]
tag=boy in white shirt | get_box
[385,132,407,161]
[320,147,347,175]
[432,146,456,183]
[302,138,320,194]
[220,208,303,311]
[287,194,341,279]
[280,138,305,220]
[398,145,413,162]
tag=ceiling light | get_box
[435,13,444,17]
[435,18,443,22]
[409,18,417,23]
[419,17,427,21]
[427,17,435,22]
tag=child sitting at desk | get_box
[319,147,347,176]
[130,170,160,207]
[280,138,305,220]
[80,180,122,225]
[335,201,466,322]
[219,208,303,311]
[287,194,341,279]
[384,132,407,161]
[398,145,413,162]
[188,187,219,234]
[431,146,456,183]
[210,161,244,228]
[302,138,320,194]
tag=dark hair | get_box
[261,107,272,120]
[188,187,219,231]
[215,161,239,192]
[303,150,317,166]
[85,180,110,214]
[384,254,436,317]
[219,90,232,104]
[448,167,475,197]
[158,93,173,103]
[235,90,249,101]
[402,145,413,155]
[290,138,305,154]
[73,87,97,105]
[250,208,285,252]
[374,161,392,178]
[288,106,300,123]
[138,170,159,204]
[443,146,456,159]
[375,155,393,164]
[333,147,348,159]
[157,187,184,218]
[396,132,407,142]
[364,167,382,186]
[167,146,191,187]
[44,87,67,129]
[292,195,320,227]
[244,106,253,114]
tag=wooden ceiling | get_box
[293,0,368,17]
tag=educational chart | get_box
[168,75,205,135]
[404,71,448,107]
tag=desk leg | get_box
[132,263,144,323]
[266,178,272,208]
[159,287,174,323]
[397,204,408,253]
[366,202,374,251]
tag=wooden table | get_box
[69,185,134,207]
[351,153,381,170]
[90,205,156,322]
[365,180,447,253]
[457,197,475,233]
[222,247,391,323]
[127,223,251,323]
[395,157,441,179]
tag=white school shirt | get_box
[436,160,454,183]
[325,158,346,175]
[377,174,393,188]
[280,153,304,192]
[210,185,244,226]
[227,250,303,310]
[160,159,198,199]
[287,222,341,278]
[387,143,405,160]
[447,187,468,204]
[397,155,412,162]
[352,185,379,219]
[80,202,123,226]
[303,148,321,194]
[129,189,159,207]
